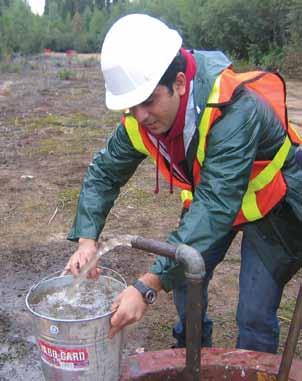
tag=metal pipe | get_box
[131,236,177,259]
[131,237,205,381]
[277,284,302,381]
[175,244,205,280]
[176,244,205,381]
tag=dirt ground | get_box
[0,53,301,380]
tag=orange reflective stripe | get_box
[193,160,201,185]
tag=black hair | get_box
[158,50,187,93]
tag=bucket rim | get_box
[25,266,127,323]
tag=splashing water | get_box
[31,276,125,319]
[65,234,135,301]
[30,235,135,320]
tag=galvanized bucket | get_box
[26,267,126,381]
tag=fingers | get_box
[88,267,101,280]
[109,309,134,339]
[111,294,122,312]
[108,287,147,339]
[109,323,126,339]
[67,256,81,276]
[63,242,98,277]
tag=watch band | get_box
[132,280,157,304]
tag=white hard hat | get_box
[101,14,182,110]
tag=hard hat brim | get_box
[105,77,160,111]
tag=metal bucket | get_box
[26,267,126,381]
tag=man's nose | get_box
[130,105,149,123]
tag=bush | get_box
[258,48,285,72]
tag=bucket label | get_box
[38,339,89,371]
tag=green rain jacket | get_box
[68,50,302,289]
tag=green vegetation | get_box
[27,113,102,130]
[0,61,21,73]
[0,0,301,76]
[57,68,77,80]
[24,113,106,156]
[27,136,86,156]
[58,188,80,209]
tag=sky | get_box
[27,0,45,15]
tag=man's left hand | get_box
[109,286,148,338]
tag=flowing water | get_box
[65,234,134,300]
[30,235,135,320]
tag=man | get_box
[65,14,302,353]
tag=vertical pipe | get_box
[185,278,203,381]
[277,284,302,381]
[131,238,205,381]
[176,244,205,381]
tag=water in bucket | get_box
[30,275,123,320]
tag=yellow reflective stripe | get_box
[241,191,262,221]
[196,75,222,165]
[181,190,193,203]
[242,136,291,221]
[248,136,291,192]
[124,116,149,156]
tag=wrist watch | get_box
[132,280,157,304]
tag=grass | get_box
[57,69,77,80]
[57,188,80,209]
[27,113,102,130]
[26,114,106,156]
[0,62,21,73]
[22,113,109,158]
[27,136,86,156]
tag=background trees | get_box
[0,0,301,75]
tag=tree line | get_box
[0,0,301,74]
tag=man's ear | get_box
[174,72,186,96]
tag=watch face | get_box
[145,289,156,304]
[132,280,157,304]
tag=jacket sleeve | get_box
[68,123,146,241]
[150,89,270,291]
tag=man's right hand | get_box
[64,238,100,279]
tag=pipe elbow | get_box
[175,244,205,280]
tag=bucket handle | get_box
[30,266,127,292]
